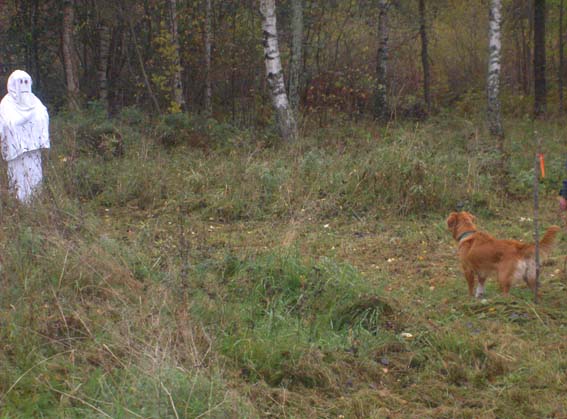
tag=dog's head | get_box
[447,211,477,239]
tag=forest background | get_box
[2,1,567,418]
[1,0,560,123]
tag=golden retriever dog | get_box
[447,211,560,297]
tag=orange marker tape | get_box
[538,153,545,178]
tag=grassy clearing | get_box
[1,110,567,418]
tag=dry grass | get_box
[2,113,567,418]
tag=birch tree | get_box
[487,0,503,138]
[260,0,298,142]
[169,0,186,112]
[62,0,80,110]
[289,0,303,115]
[487,0,507,191]
[374,0,390,120]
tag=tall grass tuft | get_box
[195,250,397,387]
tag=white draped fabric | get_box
[7,150,43,203]
[0,70,49,202]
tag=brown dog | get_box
[447,211,560,297]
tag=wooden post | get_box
[533,129,541,303]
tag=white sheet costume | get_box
[0,70,49,203]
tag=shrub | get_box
[76,120,124,158]
[154,113,205,148]
[118,105,148,127]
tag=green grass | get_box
[1,110,567,418]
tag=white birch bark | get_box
[289,0,303,114]
[488,0,508,192]
[260,0,298,142]
[169,0,186,112]
[487,0,503,138]
[204,0,213,115]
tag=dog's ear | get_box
[447,212,458,229]
[463,211,475,223]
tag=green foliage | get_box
[155,112,242,148]
[118,106,149,127]
[77,367,256,419]
[51,110,549,220]
[76,123,123,159]
[55,108,127,160]
[207,250,393,385]
[65,158,108,200]
[151,25,182,113]
[3,113,567,418]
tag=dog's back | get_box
[461,225,559,267]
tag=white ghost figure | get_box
[0,70,50,203]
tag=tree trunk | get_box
[289,0,303,115]
[534,0,546,117]
[419,0,431,114]
[520,18,530,95]
[488,0,508,192]
[559,0,564,113]
[488,0,504,138]
[374,0,389,120]
[62,0,80,110]
[260,0,298,142]
[230,6,236,122]
[169,0,186,112]
[204,0,213,116]
[97,20,111,106]
[30,0,41,90]
[107,21,127,117]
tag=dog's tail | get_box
[538,225,561,255]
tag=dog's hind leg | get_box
[497,264,515,296]
[464,269,475,297]
[522,259,538,294]
[475,275,487,298]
